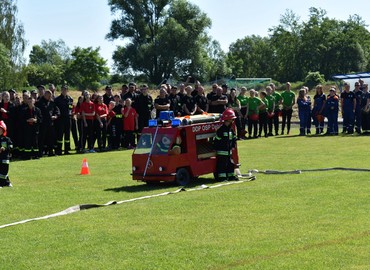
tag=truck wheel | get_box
[176,168,191,186]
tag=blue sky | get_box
[17,0,370,69]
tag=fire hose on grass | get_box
[1,167,369,230]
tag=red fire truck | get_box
[131,111,239,185]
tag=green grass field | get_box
[1,128,369,269]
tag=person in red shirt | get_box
[80,91,96,153]
[122,98,138,149]
[94,95,108,151]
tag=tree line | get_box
[2,0,370,89]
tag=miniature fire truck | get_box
[131,111,239,185]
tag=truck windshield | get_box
[135,132,176,155]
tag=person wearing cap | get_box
[0,120,13,187]
[30,89,38,100]
[312,85,326,134]
[213,108,237,181]
[103,85,114,106]
[36,90,60,157]
[9,89,16,103]
[120,84,128,99]
[54,85,74,155]
[353,81,363,134]
[340,82,356,134]
[122,82,138,102]
[325,87,339,135]
[37,85,45,100]
[280,82,296,135]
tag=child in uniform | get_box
[0,121,13,188]
[213,109,237,181]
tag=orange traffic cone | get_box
[80,158,90,175]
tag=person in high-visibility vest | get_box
[214,109,237,181]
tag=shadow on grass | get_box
[104,177,218,193]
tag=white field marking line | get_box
[0,177,255,230]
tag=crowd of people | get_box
[2,78,369,160]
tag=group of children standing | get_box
[297,81,370,136]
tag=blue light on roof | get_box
[159,111,174,121]
[148,119,157,127]
[171,119,181,127]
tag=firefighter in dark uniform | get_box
[136,85,154,136]
[111,95,123,149]
[168,86,182,117]
[22,97,42,159]
[340,82,356,134]
[0,121,13,188]
[154,86,170,119]
[103,85,114,106]
[213,108,237,181]
[13,91,28,158]
[54,85,73,155]
[36,90,60,156]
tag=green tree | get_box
[269,9,303,82]
[65,47,109,90]
[298,8,369,79]
[29,39,71,66]
[0,44,12,90]
[206,40,230,81]
[27,39,71,86]
[0,0,27,89]
[107,0,211,84]
[227,35,275,78]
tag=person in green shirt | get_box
[265,86,275,136]
[247,89,265,138]
[237,87,248,139]
[280,82,296,135]
[270,83,282,135]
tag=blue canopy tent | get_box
[332,72,370,91]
